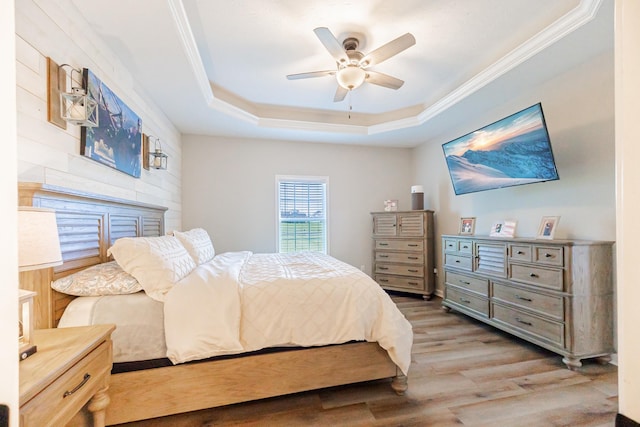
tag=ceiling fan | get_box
[286,27,416,102]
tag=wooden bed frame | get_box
[18,182,407,425]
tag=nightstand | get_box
[19,324,115,427]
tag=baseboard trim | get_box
[617,413,640,427]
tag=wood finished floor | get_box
[118,294,618,427]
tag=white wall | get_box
[2,0,19,423]
[413,20,615,295]
[615,0,640,421]
[182,135,412,272]
[15,0,183,231]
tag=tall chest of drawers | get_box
[442,235,614,369]
[371,210,435,299]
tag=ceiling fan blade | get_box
[286,70,335,80]
[365,70,405,90]
[314,27,349,66]
[360,33,416,68]
[333,85,348,102]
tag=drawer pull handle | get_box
[379,243,388,246]
[379,279,389,283]
[545,253,553,258]
[462,245,469,249]
[408,256,419,260]
[460,280,471,285]
[529,273,539,278]
[408,244,419,247]
[515,317,533,327]
[455,260,461,263]
[408,269,419,273]
[408,282,419,286]
[379,255,389,258]
[63,373,91,398]
[517,250,524,255]
[379,267,389,270]
[515,295,533,302]
[460,298,471,304]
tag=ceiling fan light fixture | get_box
[336,65,366,90]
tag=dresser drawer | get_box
[445,271,488,296]
[509,264,563,291]
[457,240,473,254]
[443,239,472,254]
[375,252,423,264]
[20,340,111,427]
[375,264,424,277]
[444,253,472,271]
[446,286,489,317]
[509,244,532,262]
[375,240,423,251]
[492,303,564,347]
[375,275,424,291]
[443,239,458,252]
[533,246,564,266]
[492,282,564,320]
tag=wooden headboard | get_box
[18,182,168,329]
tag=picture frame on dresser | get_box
[384,200,398,212]
[459,217,476,235]
[537,216,560,240]
[489,220,516,237]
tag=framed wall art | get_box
[80,69,142,178]
[537,216,560,240]
[459,217,476,235]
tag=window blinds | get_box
[278,179,327,253]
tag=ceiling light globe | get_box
[336,65,366,90]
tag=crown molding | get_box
[169,0,603,136]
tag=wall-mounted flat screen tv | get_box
[442,103,559,196]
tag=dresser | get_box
[19,324,115,427]
[371,210,435,299]
[442,235,614,369]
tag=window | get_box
[276,175,328,254]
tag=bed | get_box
[18,182,412,425]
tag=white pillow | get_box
[107,235,197,302]
[51,261,142,296]
[173,228,215,265]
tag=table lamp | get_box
[18,206,63,360]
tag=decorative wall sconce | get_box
[58,63,99,128]
[143,135,168,170]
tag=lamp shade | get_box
[18,207,63,272]
[336,65,366,90]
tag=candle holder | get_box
[144,135,168,170]
[58,64,98,127]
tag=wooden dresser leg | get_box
[391,374,408,395]
[596,355,612,365]
[562,356,583,371]
[87,386,110,427]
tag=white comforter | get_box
[164,251,413,375]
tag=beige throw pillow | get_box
[173,228,215,265]
[107,235,197,302]
[51,261,142,296]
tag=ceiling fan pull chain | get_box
[348,91,352,119]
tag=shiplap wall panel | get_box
[15,0,182,232]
